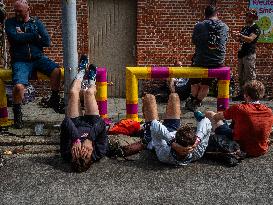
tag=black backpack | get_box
[206,19,222,50]
[205,134,246,167]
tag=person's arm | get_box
[5,19,39,43]
[213,112,225,122]
[34,18,51,47]
[239,32,257,43]
[171,142,195,156]
[150,120,175,142]
[192,24,199,45]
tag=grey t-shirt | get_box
[192,19,229,67]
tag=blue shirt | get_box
[5,16,51,62]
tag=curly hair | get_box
[175,125,196,147]
[243,80,265,101]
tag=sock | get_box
[13,103,22,111]
[75,69,85,81]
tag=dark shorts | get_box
[143,119,181,144]
[215,123,233,139]
[12,56,59,85]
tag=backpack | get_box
[205,134,246,167]
[206,19,222,50]
[108,119,140,136]
[108,134,144,158]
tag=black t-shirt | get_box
[60,116,108,161]
[238,23,261,58]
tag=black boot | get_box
[48,91,65,114]
[13,104,23,129]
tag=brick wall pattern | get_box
[2,0,273,97]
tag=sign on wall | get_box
[249,0,273,43]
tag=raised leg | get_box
[67,79,82,118]
[165,93,181,119]
[83,85,99,115]
[142,94,159,122]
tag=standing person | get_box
[142,93,212,166]
[186,5,229,111]
[60,60,108,173]
[207,80,273,157]
[5,0,62,128]
[168,60,191,101]
[232,9,261,101]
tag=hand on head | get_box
[172,142,196,157]
[71,139,93,160]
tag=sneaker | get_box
[194,111,205,122]
[48,94,65,114]
[185,98,197,112]
[78,54,89,71]
[88,64,97,85]
[82,64,97,89]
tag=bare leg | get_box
[191,84,199,98]
[67,79,82,118]
[83,85,99,115]
[50,67,61,91]
[13,84,25,104]
[197,85,209,101]
[142,94,159,122]
[165,93,181,119]
[169,78,176,93]
[205,111,224,131]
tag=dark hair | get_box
[243,80,265,101]
[246,9,258,20]
[175,125,196,147]
[71,157,92,173]
[205,5,217,18]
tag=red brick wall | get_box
[3,0,272,97]
[137,0,273,97]
[4,0,89,66]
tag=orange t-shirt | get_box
[224,103,273,157]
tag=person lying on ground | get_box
[60,56,108,172]
[142,93,212,165]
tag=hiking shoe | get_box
[13,106,23,129]
[185,98,197,112]
[88,64,97,85]
[82,64,97,89]
[48,94,65,114]
[78,54,89,71]
[194,111,205,122]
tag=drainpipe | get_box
[62,0,78,111]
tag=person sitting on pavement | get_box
[168,60,191,101]
[5,0,62,129]
[205,80,273,157]
[142,92,212,166]
[60,56,108,173]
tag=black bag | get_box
[205,134,246,167]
